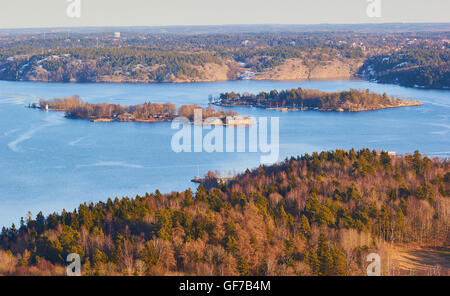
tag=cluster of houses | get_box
[214,95,307,110]
[114,111,173,122]
[213,95,258,107]
[202,115,255,126]
[238,70,256,80]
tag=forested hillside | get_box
[359,49,450,89]
[1,31,447,86]
[0,149,448,276]
[0,48,222,83]
[0,46,361,83]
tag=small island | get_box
[213,88,422,112]
[31,96,254,126]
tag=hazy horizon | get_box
[1,22,450,31]
[0,0,449,29]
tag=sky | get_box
[0,0,449,29]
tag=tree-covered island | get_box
[32,96,248,125]
[214,88,422,112]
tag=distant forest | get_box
[0,48,220,82]
[0,149,448,275]
[216,88,421,111]
[0,31,448,87]
[359,49,450,89]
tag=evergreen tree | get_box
[299,215,312,240]
[317,234,333,276]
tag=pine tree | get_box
[331,248,347,275]
[299,215,312,240]
[317,233,333,275]
[304,247,320,275]
[238,257,250,276]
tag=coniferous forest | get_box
[215,88,421,111]
[1,149,448,276]
[1,30,448,88]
